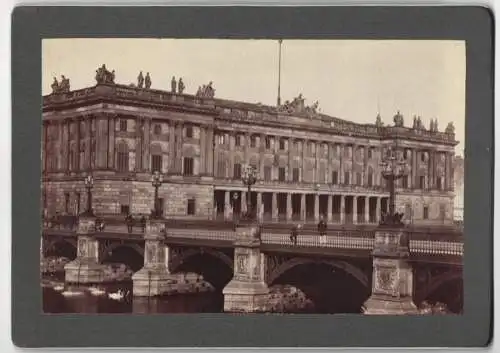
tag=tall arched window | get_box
[150,144,163,172]
[116,141,129,172]
[367,167,374,187]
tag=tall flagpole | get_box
[277,39,283,106]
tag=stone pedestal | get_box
[363,227,418,315]
[132,220,171,297]
[223,224,269,312]
[64,216,105,284]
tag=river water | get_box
[42,277,227,314]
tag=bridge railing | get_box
[41,218,463,256]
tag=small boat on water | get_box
[88,287,106,296]
[108,289,129,301]
[61,290,84,297]
[53,285,65,292]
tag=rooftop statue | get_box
[171,76,177,93]
[445,122,455,135]
[137,71,144,88]
[393,110,404,127]
[145,72,152,89]
[196,81,215,98]
[278,94,319,117]
[51,77,59,94]
[95,64,116,85]
[51,75,70,94]
[375,113,383,127]
[429,118,439,133]
[178,78,185,94]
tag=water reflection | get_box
[43,281,225,314]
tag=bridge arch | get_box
[100,243,145,272]
[170,248,233,273]
[170,248,234,290]
[44,237,77,260]
[268,258,369,288]
[416,271,463,303]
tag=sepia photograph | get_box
[40,38,465,315]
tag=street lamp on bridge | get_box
[81,174,94,217]
[151,171,164,219]
[380,145,410,226]
[241,164,258,221]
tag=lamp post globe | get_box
[241,164,258,220]
[380,145,409,225]
[151,171,164,219]
[83,173,94,216]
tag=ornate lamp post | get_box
[151,171,163,219]
[380,145,410,225]
[241,164,258,220]
[82,174,94,217]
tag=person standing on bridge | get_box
[290,224,301,246]
[318,216,327,245]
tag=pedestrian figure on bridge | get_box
[95,217,105,232]
[290,224,301,246]
[125,213,133,233]
[318,216,327,245]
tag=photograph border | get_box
[12,5,494,347]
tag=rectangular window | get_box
[117,152,129,172]
[421,152,426,162]
[120,204,130,215]
[264,166,271,181]
[279,139,285,150]
[436,177,443,190]
[119,119,127,132]
[151,155,162,172]
[185,125,193,138]
[344,146,350,158]
[64,193,70,214]
[233,163,242,179]
[250,135,257,148]
[332,171,338,185]
[278,167,286,181]
[368,148,373,159]
[423,205,429,220]
[405,204,412,221]
[356,172,362,185]
[439,204,446,221]
[217,160,226,177]
[187,198,196,215]
[344,172,350,185]
[402,175,409,189]
[235,134,242,147]
[367,172,373,187]
[265,136,271,149]
[217,134,225,145]
[183,157,194,176]
[419,175,426,189]
[293,168,300,182]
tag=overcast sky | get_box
[42,39,465,154]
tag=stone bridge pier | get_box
[132,220,172,296]
[64,216,106,284]
[363,227,418,315]
[222,224,269,312]
[132,219,206,297]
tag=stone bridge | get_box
[42,216,463,314]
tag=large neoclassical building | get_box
[42,66,459,226]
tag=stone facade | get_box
[453,156,464,221]
[42,83,458,225]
